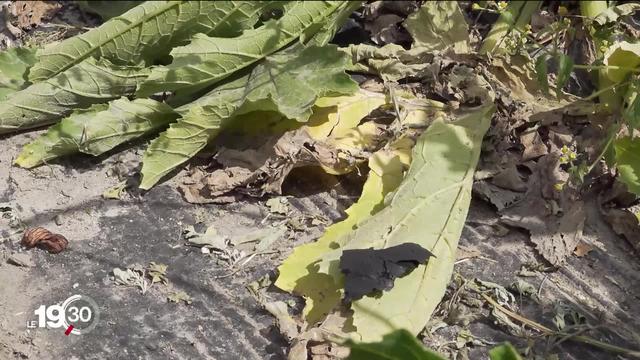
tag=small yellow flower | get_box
[554,182,565,191]
[569,152,577,160]
[558,6,568,16]
[560,155,569,164]
[472,3,482,11]
[497,1,508,11]
[561,145,569,154]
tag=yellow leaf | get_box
[328,121,380,149]
[275,92,448,324]
[274,148,409,324]
[318,104,494,341]
[306,89,387,140]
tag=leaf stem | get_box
[480,1,541,55]
[586,122,620,175]
[583,80,631,102]
[573,64,640,73]
[481,293,640,358]
[580,1,622,109]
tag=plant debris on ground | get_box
[1,0,640,359]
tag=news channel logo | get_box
[26,294,100,335]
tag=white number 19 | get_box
[33,305,65,328]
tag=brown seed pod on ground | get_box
[21,227,69,254]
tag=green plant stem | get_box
[583,80,630,102]
[586,122,620,174]
[480,1,541,55]
[574,64,640,73]
[579,2,608,19]
[481,293,640,358]
[580,1,623,109]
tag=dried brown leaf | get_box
[601,207,640,254]
[491,165,528,192]
[500,155,585,265]
[13,1,61,30]
[573,241,594,257]
[520,130,548,161]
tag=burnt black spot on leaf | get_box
[339,243,434,302]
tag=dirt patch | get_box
[430,199,640,359]
[0,131,348,359]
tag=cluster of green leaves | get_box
[0,0,361,189]
[611,45,640,195]
[478,1,541,55]
[345,329,522,360]
[581,6,640,194]
[534,51,573,98]
[529,3,640,194]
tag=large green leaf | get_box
[15,98,178,168]
[0,58,148,134]
[139,45,358,189]
[615,136,640,195]
[319,103,494,341]
[403,1,469,53]
[28,1,271,81]
[603,42,640,83]
[346,329,446,360]
[0,47,37,101]
[136,1,357,98]
[346,330,522,360]
[623,78,640,129]
[304,1,362,47]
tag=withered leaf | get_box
[573,241,594,257]
[167,291,192,305]
[339,243,434,302]
[500,155,584,266]
[601,207,640,254]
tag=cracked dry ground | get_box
[0,129,639,360]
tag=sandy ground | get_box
[0,131,347,360]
